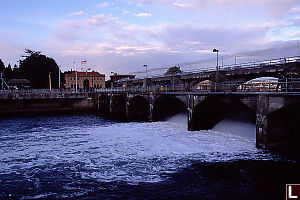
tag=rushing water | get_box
[0,115,297,199]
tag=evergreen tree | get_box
[12,64,20,79]
[4,63,13,81]
[164,66,182,76]
[0,59,5,73]
[19,49,59,88]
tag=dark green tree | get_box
[0,59,5,73]
[164,66,182,76]
[19,49,59,88]
[12,64,19,78]
[4,63,13,81]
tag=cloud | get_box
[125,0,300,18]
[86,14,113,26]
[51,21,81,42]
[25,1,300,75]
[95,2,109,8]
[172,2,193,8]
[289,7,300,14]
[134,12,152,17]
[123,9,130,14]
[68,11,85,16]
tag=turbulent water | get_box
[0,115,294,199]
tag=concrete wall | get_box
[0,97,97,117]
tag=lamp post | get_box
[110,72,115,88]
[58,65,61,89]
[213,49,219,92]
[213,49,219,71]
[143,64,148,87]
[49,72,52,91]
[298,40,300,59]
[235,56,241,67]
[74,61,77,93]
[143,64,148,79]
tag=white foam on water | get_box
[212,118,256,140]
[0,115,276,185]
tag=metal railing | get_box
[0,88,93,94]
[96,78,300,94]
[1,80,300,95]
[116,55,300,82]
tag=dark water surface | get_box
[0,115,298,199]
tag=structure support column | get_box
[109,94,113,113]
[125,95,129,121]
[188,107,194,131]
[149,92,155,121]
[256,114,269,148]
[256,95,269,148]
[187,94,194,131]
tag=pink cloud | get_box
[86,14,112,26]
[68,11,85,16]
[95,2,109,8]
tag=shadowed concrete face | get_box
[191,96,256,130]
[98,94,110,117]
[110,95,126,121]
[268,103,300,155]
[128,96,150,122]
[153,95,187,121]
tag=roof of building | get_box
[67,71,105,76]
[8,79,31,84]
[110,74,136,77]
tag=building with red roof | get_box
[65,71,105,90]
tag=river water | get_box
[0,115,298,199]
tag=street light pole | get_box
[213,49,219,71]
[143,64,148,87]
[235,56,242,67]
[1,72,3,90]
[235,56,237,67]
[298,40,300,59]
[144,64,148,79]
[58,66,61,89]
[213,49,219,92]
[74,61,77,93]
[110,71,114,88]
[49,72,52,91]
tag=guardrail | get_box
[0,89,93,94]
[116,55,300,82]
[1,79,300,95]
[96,78,300,94]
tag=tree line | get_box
[0,49,63,89]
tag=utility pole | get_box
[74,62,78,92]
[298,40,300,59]
[1,72,3,90]
[143,64,148,88]
[58,66,61,89]
[213,49,219,92]
[49,72,52,91]
[222,56,223,68]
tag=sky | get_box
[0,0,300,78]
